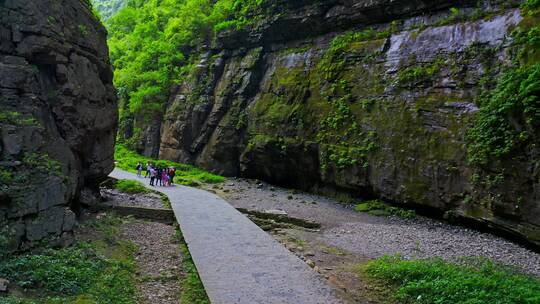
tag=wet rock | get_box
[264,209,288,216]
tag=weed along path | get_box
[110,168,346,304]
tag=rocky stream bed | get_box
[202,177,540,303]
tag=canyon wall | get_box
[139,0,539,246]
[0,0,117,252]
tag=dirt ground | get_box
[80,184,184,304]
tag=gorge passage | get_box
[111,0,540,248]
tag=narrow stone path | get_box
[110,168,345,304]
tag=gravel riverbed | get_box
[101,188,165,209]
[215,178,540,277]
[121,221,182,304]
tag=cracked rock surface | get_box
[0,0,117,252]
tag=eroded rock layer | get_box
[136,0,539,246]
[0,0,117,252]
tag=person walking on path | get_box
[144,162,152,178]
[136,162,143,177]
[157,167,163,186]
[169,167,176,186]
[162,169,169,186]
[149,166,156,186]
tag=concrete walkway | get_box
[110,168,344,304]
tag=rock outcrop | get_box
[137,0,540,246]
[0,0,117,252]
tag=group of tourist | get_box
[136,162,176,187]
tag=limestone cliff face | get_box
[157,0,539,245]
[0,0,117,252]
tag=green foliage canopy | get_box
[107,0,266,121]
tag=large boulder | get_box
[0,0,117,252]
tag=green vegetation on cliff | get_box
[315,29,388,171]
[467,1,540,165]
[363,256,540,304]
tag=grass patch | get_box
[102,178,171,209]
[286,236,306,248]
[157,192,172,209]
[0,214,138,304]
[114,179,149,194]
[173,226,210,304]
[355,200,416,219]
[317,244,348,256]
[361,255,540,304]
[81,212,130,243]
[115,144,225,186]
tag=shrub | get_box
[467,7,540,166]
[355,200,416,218]
[0,243,134,297]
[467,63,540,165]
[0,215,138,303]
[115,179,149,194]
[522,0,540,12]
